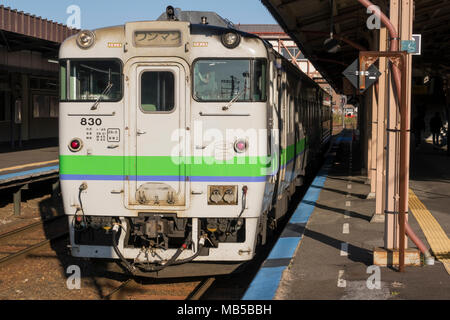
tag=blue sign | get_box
[401,34,421,55]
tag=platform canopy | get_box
[0,5,79,58]
[261,0,450,93]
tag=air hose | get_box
[171,237,206,266]
[112,223,136,275]
[112,226,205,273]
[73,183,89,230]
[134,234,205,272]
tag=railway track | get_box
[103,276,216,300]
[0,215,69,266]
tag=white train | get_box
[59,8,332,277]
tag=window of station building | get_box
[140,71,175,112]
[33,95,58,118]
[30,77,58,91]
[0,76,11,122]
[0,91,8,122]
[281,47,305,60]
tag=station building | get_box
[0,5,77,148]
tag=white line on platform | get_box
[337,270,347,288]
[345,201,351,207]
[343,223,350,234]
[340,243,349,256]
[344,210,351,219]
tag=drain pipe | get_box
[358,0,401,99]
[357,0,433,264]
[405,223,434,264]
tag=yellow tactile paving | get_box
[409,189,450,274]
[0,159,59,173]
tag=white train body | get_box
[59,15,331,275]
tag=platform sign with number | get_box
[401,34,421,55]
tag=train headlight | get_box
[234,139,248,153]
[221,31,240,49]
[69,138,83,152]
[76,30,95,49]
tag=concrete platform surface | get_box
[276,134,449,300]
[246,130,450,300]
[0,146,59,185]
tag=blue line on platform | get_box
[241,267,286,300]
[242,134,347,300]
[0,165,59,182]
[266,237,302,260]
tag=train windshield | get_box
[60,60,122,101]
[193,59,266,102]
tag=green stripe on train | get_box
[60,156,273,177]
[60,138,306,176]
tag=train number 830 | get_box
[80,118,102,126]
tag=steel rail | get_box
[187,277,215,300]
[0,215,64,241]
[0,231,69,266]
[103,276,215,300]
[103,278,133,300]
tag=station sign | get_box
[401,34,421,55]
[342,59,381,93]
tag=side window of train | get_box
[140,71,175,112]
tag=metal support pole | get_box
[398,0,414,272]
[375,28,388,220]
[52,180,60,199]
[13,188,21,216]
[13,184,29,216]
[360,51,407,270]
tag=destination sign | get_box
[134,30,181,47]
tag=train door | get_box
[125,62,188,210]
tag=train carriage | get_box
[58,8,332,276]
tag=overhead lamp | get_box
[221,31,241,49]
[324,36,341,53]
[324,0,340,53]
[76,30,95,49]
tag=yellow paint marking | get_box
[409,189,450,275]
[0,159,59,173]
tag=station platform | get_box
[0,144,59,190]
[244,129,450,300]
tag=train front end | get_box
[59,18,272,275]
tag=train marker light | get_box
[234,139,247,153]
[76,30,95,49]
[69,138,83,152]
[221,32,240,49]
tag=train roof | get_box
[156,9,234,29]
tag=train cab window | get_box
[61,60,122,102]
[252,59,267,101]
[60,63,67,100]
[140,71,175,112]
[193,59,266,102]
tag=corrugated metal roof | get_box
[262,0,450,93]
[0,5,79,43]
[236,24,285,34]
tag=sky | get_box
[0,0,277,29]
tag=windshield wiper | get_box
[222,72,249,111]
[91,82,113,110]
